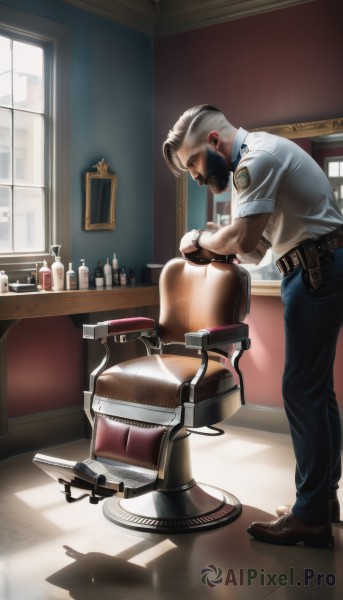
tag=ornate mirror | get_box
[84,159,117,230]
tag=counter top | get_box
[0,285,159,321]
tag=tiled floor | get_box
[0,425,342,599]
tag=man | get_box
[162,104,343,548]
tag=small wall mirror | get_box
[84,159,117,230]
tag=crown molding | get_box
[62,0,316,37]
[155,0,315,37]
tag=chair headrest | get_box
[158,257,251,344]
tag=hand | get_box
[179,230,199,256]
[206,221,220,231]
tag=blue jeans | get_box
[281,247,343,523]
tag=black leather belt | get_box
[276,227,343,277]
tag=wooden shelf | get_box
[0,285,159,321]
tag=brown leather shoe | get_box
[247,513,334,548]
[276,491,340,523]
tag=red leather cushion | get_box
[94,415,167,470]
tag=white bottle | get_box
[112,253,119,286]
[78,259,89,289]
[0,270,8,293]
[51,256,64,290]
[66,262,77,290]
[104,258,112,287]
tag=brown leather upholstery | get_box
[95,258,248,409]
[158,259,250,343]
[32,257,251,512]
[95,354,234,408]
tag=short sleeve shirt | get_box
[232,128,343,256]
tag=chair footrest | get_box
[84,459,158,498]
[33,454,158,501]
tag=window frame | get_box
[325,156,343,213]
[0,6,71,277]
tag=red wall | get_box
[7,317,85,418]
[242,297,343,409]
[153,0,343,410]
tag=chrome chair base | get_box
[103,483,241,533]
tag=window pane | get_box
[0,107,12,183]
[0,36,12,107]
[328,162,339,177]
[13,112,44,185]
[0,185,12,251]
[13,187,45,252]
[13,41,43,112]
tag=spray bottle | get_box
[51,244,64,290]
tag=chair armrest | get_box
[185,323,249,350]
[83,317,155,340]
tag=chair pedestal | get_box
[103,428,241,533]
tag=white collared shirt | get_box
[232,128,343,256]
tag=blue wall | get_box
[1,0,153,279]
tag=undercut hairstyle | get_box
[162,104,222,176]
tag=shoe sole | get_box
[247,529,334,549]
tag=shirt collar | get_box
[231,127,249,172]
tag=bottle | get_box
[0,270,8,293]
[27,272,36,284]
[39,260,52,291]
[66,262,77,290]
[103,258,112,287]
[120,267,127,286]
[51,255,64,290]
[112,253,119,286]
[78,259,89,289]
[129,268,136,286]
[94,261,104,288]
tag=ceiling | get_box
[62,0,315,37]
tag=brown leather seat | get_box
[33,255,251,533]
[95,354,235,408]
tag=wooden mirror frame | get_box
[175,117,343,296]
[84,159,117,231]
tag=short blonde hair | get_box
[162,104,222,176]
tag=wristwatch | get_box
[191,229,203,250]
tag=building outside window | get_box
[0,7,70,278]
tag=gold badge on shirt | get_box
[234,167,251,191]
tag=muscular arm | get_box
[180,212,271,257]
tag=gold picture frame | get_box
[84,159,117,230]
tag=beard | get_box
[201,147,229,194]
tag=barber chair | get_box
[33,255,251,533]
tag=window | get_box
[0,7,70,276]
[326,158,343,213]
